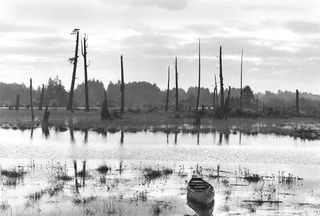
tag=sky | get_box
[1,0,320,93]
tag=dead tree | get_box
[67,28,80,111]
[212,88,216,109]
[101,90,110,120]
[196,39,201,111]
[215,74,219,107]
[15,94,20,111]
[240,49,243,111]
[42,105,50,125]
[165,66,170,112]
[29,78,34,122]
[82,161,86,187]
[38,84,44,110]
[81,34,90,112]
[120,55,125,114]
[175,57,179,112]
[225,86,231,114]
[74,161,79,193]
[296,89,299,114]
[219,46,224,109]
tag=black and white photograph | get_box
[1,0,320,215]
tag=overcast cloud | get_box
[1,0,320,93]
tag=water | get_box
[0,127,320,215]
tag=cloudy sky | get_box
[1,0,320,93]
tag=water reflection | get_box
[120,130,124,145]
[166,133,169,144]
[218,133,223,145]
[73,160,79,193]
[82,161,86,187]
[197,131,200,145]
[30,128,34,139]
[174,132,177,145]
[70,128,75,143]
[224,132,230,144]
[41,126,50,138]
[119,131,124,175]
[83,129,88,144]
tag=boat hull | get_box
[187,177,215,205]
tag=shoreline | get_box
[0,109,319,140]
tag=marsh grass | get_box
[56,174,73,181]
[96,164,110,174]
[1,169,26,178]
[244,174,262,183]
[162,168,173,176]
[73,196,97,205]
[77,170,91,178]
[0,201,10,211]
[143,167,174,181]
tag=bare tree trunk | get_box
[101,90,109,120]
[296,89,299,114]
[215,74,219,107]
[30,78,34,122]
[74,160,79,193]
[165,66,170,112]
[219,46,224,109]
[82,161,86,187]
[15,94,19,111]
[42,105,50,125]
[81,34,90,112]
[212,88,216,109]
[38,84,44,110]
[120,55,125,114]
[175,57,179,112]
[67,29,80,111]
[225,86,231,115]
[240,49,243,111]
[196,39,201,111]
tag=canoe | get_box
[187,197,214,216]
[187,176,215,205]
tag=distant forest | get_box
[1,76,320,112]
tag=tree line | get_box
[1,78,319,113]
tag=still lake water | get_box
[0,127,320,215]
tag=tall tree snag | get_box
[120,55,125,114]
[225,86,231,114]
[30,78,34,122]
[240,49,243,111]
[165,66,170,112]
[175,57,179,112]
[42,105,50,126]
[213,88,216,109]
[81,33,90,111]
[219,46,224,109]
[296,89,299,114]
[215,74,218,107]
[101,90,109,120]
[196,39,201,111]
[38,84,44,110]
[67,28,80,111]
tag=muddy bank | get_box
[0,109,320,140]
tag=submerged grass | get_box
[56,174,73,181]
[244,174,262,183]
[1,169,26,178]
[143,168,162,180]
[96,164,110,174]
[143,167,174,180]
